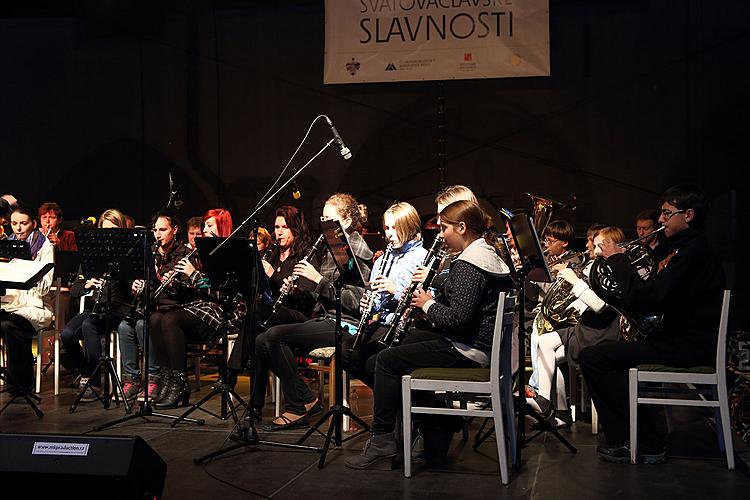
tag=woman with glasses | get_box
[252,193,372,430]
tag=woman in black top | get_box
[345,200,511,470]
[61,209,131,402]
[254,193,373,430]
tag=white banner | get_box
[324,0,550,84]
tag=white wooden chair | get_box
[401,292,516,484]
[628,290,734,469]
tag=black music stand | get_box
[171,237,255,428]
[192,236,321,464]
[507,213,576,468]
[92,233,204,432]
[0,240,54,418]
[69,228,148,413]
[296,219,373,468]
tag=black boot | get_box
[151,369,172,404]
[154,370,191,409]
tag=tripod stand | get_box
[90,230,204,431]
[507,214,577,466]
[0,367,44,418]
[296,219,372,468]
[192,237,321,464]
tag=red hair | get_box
[203,208,233,237]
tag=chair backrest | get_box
[490,291,517,384]
[715,290,731,373]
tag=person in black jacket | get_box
[580,185,726,464]
[60,209,131,402]
[345,200,511,470]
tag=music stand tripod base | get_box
[0,369,44,418]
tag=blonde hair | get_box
[325,193,368,231]
[596,226,626,245]
[256,226,272,246]
[98,208,126,228]
[383,202,421,244]
[435,185,478,207]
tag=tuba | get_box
[526,192,564,237]
[588,227,666,341]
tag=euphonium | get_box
[589,226,666,340]
[536,259,588,334]
[352,243,394,348]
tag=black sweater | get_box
[426,259,508,353]
[607,227,725,364]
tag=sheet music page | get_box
[0,258,52,285]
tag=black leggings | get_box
[0,312,35,390]
[150,309,215,372]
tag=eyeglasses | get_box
[320,215,332,222]
[660,209,685,219]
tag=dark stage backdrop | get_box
[1,1,747,316]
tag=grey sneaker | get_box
[77,378,101,403]
[345,433,398,470]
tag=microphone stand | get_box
[209,137,336,257]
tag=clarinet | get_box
[261,234,326,328]
[352,243,394,349]
[150,245,198,301]
[123,241,160,326]
[379,236,445,347]
[89,271,112,319]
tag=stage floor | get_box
[1,370,749,499]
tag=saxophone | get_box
[261,234,327,328]
[351,243,394,348]
[379,236,445,347]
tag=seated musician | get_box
[635,208,668,263]
[527,220,576,394]
[146,208,247,409]
[255,226,272,255]
[116,211,189,403]
[342,202,428,388]
[253,193,372,430]
[38,201,77,251]
[345,200,511,470]
[226,205,315,380]
[1,204,54,396]
[580,185,726,464]
[60,209,131,402]
[531,225,622,427]
[185,216,203,250]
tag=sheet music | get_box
[0,258,55,289]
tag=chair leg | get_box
[716,382,736,470]
[628,368,638,464]
[54,336,60,396]
[275,375,281,418]
[591,400,599,435]
[328,358,336,409]
[35,333,42,394]
[342,370,350,432]
[502,373,517,468]
[402,376,412,478]
[492,390,509,485]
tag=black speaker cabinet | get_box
[0,433,166,499]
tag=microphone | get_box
[325,117,352,160]
[169,172,183,209]
[80,217,97,225]
[292,181,301,200]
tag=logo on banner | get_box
[385,63,397,71]
[464,53,473,62]
[346,58,361,76]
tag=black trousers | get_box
[253,318,335,415]
[0,312,35,390]
[150,309,215,372]
[373,331,480,435]
[60,311,124,386]
[579,338,709,447]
